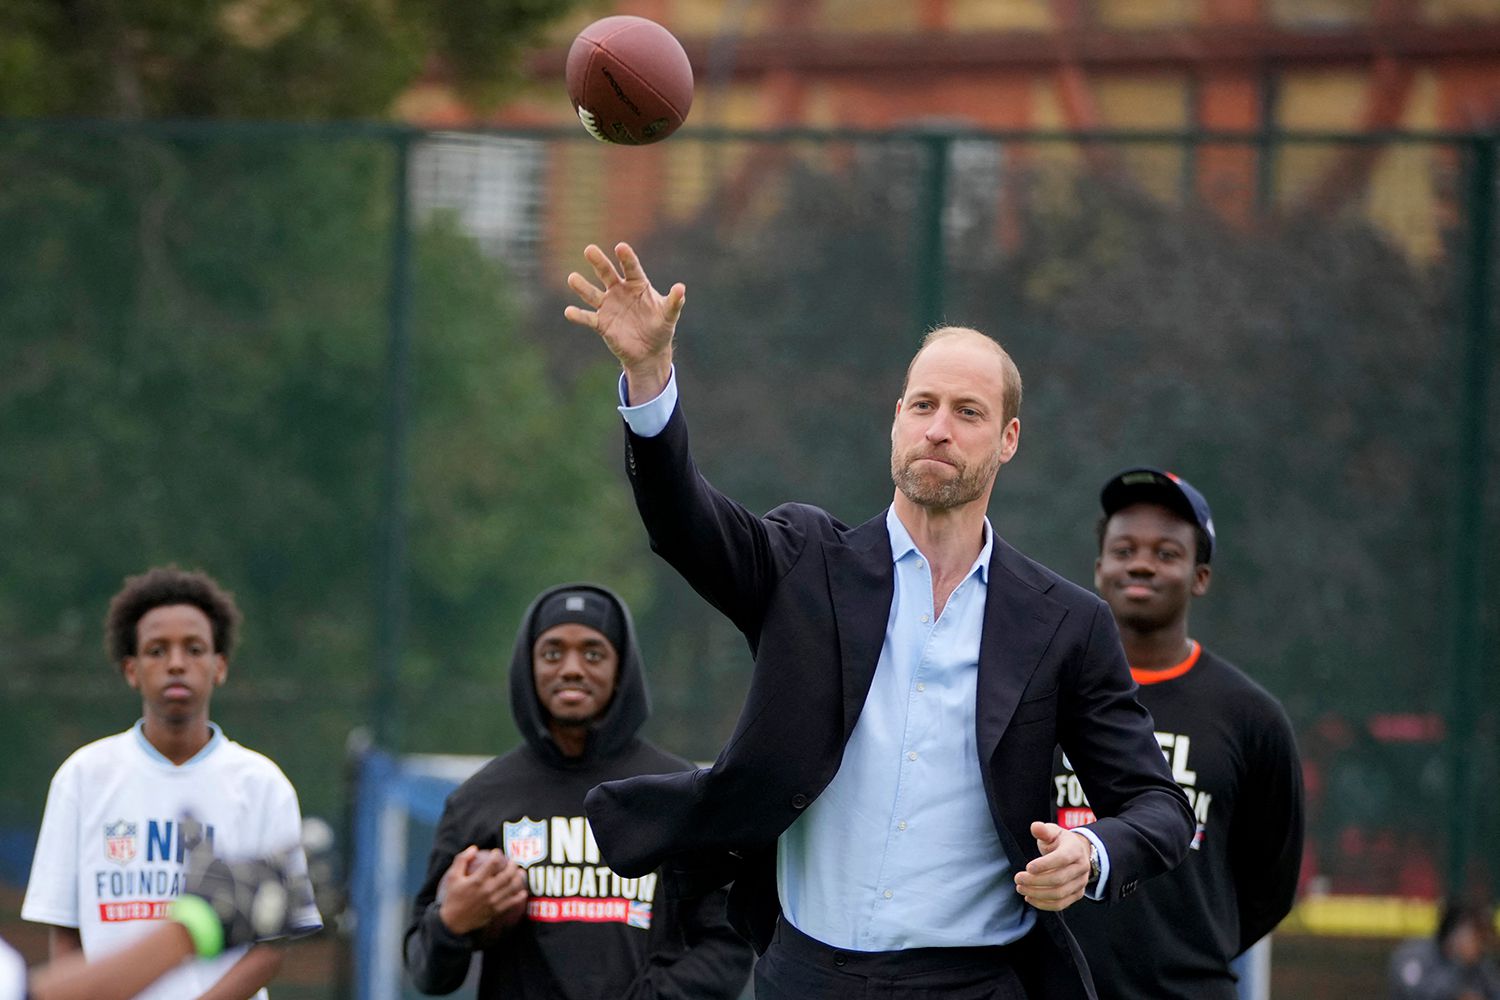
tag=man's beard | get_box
[891,445,1002,511]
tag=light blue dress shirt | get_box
[617,370,1109,951]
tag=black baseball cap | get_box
[1100,467,1216,563]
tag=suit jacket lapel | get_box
[977,541,1067,763]
[827,513,894,741]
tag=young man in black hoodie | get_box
[1052,469,1305,1000]
[403,583,753,999]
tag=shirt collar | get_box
[132,718,224,768]
[884,507,994,584]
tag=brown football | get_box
[565,16,693,145]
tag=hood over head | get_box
[509,582,650,765]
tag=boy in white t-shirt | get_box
[22,566,321,1000]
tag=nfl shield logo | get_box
[103,820,137,865]
[502,817,547,869]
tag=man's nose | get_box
[924,410,952,441]
[166,646,188,670]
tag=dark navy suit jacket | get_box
[585,403,1194,1000]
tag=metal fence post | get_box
[374,129,415,754]
[914,131,952,332]
[1445,134,1494,895]
[1254,70,1280,215]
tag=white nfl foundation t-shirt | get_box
[0,938,23,1000]
[22,721,322,1000]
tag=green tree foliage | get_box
[0,0,612,824]
[0,0,585,118]
[0,126,644,823]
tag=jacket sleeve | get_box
[1229,699,1305,954]
[1057,600,1196,899]
[624,403,808,642]
[402,799,478,995]
[628,887,754,1000]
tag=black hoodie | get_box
[403,583,753,999]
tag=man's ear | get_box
[122,658,139,690]
[1192,564,1212,597]
[998,417,1021,465]
[213,654,228,687]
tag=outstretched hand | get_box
[1013,821,1093,912]
[564,243,684,405]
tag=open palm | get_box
[564,242,685,373]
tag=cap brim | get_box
[1101,472,1198,525]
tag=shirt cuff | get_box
[1072,826,1111,900]
[617,367,677,439]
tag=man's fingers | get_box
[495,868,527,897]
[1024,884,1084,901]
[1021,892,1083,912]
[583,244,622,287]
[567,271,605,308]
[485,867,529,908]
[1014,864,1087,912]
[563,304,598,330]
[1024,850,1073,877]
[664,283,687,325]
[1032,821,1065,852]
[615,242,647,284]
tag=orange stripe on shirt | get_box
[1130,640,1201,685]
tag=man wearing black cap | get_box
[1052,469,1306,1000]
[403,583,753,999]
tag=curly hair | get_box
[103,566,243,667]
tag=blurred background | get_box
[1,0,1497,996]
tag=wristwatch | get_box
[1087,841,1101,885]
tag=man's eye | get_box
[585,650,603,663]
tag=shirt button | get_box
[883,890,893,899]
[920,614,929,623]
[907,751,918,761]
[916,683,926,693]
[897,821,907,831]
